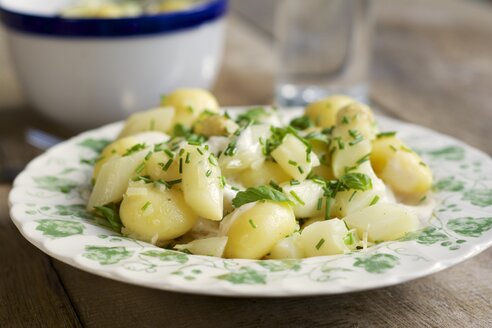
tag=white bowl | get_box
[0,0,227,130]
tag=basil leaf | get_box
[340,173,372,191]
[289,116,314,130]
[232,185,291,208]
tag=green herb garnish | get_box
[232,185,291,208]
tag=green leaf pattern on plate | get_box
[83,246,133,265]
[217,267,267,285]
[462,189,492,207]
[78,138,111,153]
[446,217,492,237]
[33,176,78,194]
[434,176,465,192]
[36,219,85,237]
[140,250,189,264]
[353,254,400,274]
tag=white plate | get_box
[9,108,492,297]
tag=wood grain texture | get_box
[51,250,492,328]
[0,0,492,327]
[372,0,492,155]
[0,186,82,328]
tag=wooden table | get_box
[1,0,491,326]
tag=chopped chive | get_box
[289,190,305,205]
[164,149,174,158]
[219,176,226,188]
[141,201,152,212]
[123,143,146,156]
[336,137,345,150]
[188,140,201,146]
[400,145,413,153]
[289,179,300,186]
[297,166,304,174]
[224,141,237,156]
[185,152,191,164]
[186,106,194,113]
[348,129,364,146]
[163,159,173,171]
[197,147,204,155]
[344,166,357,174]
[344,232,355,245]
[324,197,332,220]
[155,179,170,189]
[316,197,323,210]
[167,179,182,186]
[208,154,217,166]
[419,161,427,167]
[231,186,240,191]
[348,190,357,202]
[311,177,326,186]
[419,195,427,203]
[369,195,380,206]
[204,144,209,151]
[341,116,349,124]
[377,131,397,138]
[288,159,298,166]
[249,219,257,229]
[179,158,183,174]
[135,161,146,174]
[206,169,212,177]
[154,143,165,152]
[179,148,185,156]
[217,150,223,158]
[132,175,152,183]
[315,238,325,250]
[269,181,282,191]
[145,151,153,161]
[356,153,371,165]
[306,147,312,163]
[389,145,398,152]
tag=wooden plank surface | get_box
[0,0,492,327]
[0,186,82,327]
[51,251,492,328]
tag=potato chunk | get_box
[161,88,219,128]
[280,180,325,218]
[193,113,238,137]
[305,95,355,128]
[174,237,228,257]
[87,150,148,210]
[235,160,290,188]
[93,132,169,181]
[271,134,319,181]
[343,203,419,242]
[118,107,175,138]
[371,136,432,201]
[267,233,305,259]
[299,218,350,257]
[146,150,181,183]
[222,201,296,259]
[120,183,197,243]
[93,136,139,181]
[181,144,223,221]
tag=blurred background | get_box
[0,0,491,181]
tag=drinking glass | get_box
[275,0,373,107]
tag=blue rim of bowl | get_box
[0,0,227,37]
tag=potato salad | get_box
[61,0,203,18]
[87,88,434,259]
